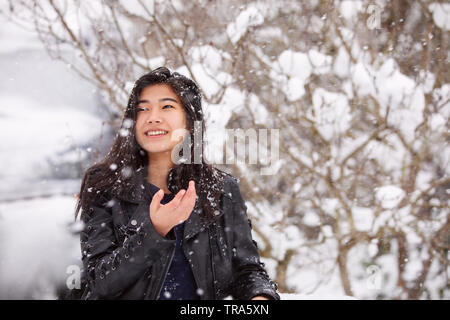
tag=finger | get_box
[179,181,195,204]
[183,180,196,199]
[189,180,197,198]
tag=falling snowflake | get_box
[119,128,129,137]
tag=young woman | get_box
[75,67,280,300]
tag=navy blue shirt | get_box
[144,181,200,300]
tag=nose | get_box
[146,107,163,124]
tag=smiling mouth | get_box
[145,130,169,137]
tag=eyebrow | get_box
[137,98,179,104]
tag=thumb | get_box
[150,190,163,212]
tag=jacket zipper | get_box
[208,227,217,300]
[155,243,176,300]
[183,245,202,300]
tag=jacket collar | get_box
[114,166,227,241]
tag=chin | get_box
[145,147,173,155]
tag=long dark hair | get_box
[74,67,227,223]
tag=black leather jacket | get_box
[79,169,280,300]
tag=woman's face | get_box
[135,84,188,156]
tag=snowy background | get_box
[0,0,448,300]
[0,11,102,299]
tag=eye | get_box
[137,107,148,112]
[162,105,174,109]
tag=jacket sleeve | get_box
[227,178,280,300]
[80,194,175,299]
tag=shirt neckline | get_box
[144,179,174,198]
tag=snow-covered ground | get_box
[279,293,356,300]
[0,195,80,299]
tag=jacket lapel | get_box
[183,206,210,241]
[183,189,228,242]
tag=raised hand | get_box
[149,180,196,237]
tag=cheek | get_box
[169,111,187,130]
[180,111,188,129]
[134,119,140,134]
[135,118,145,140]
[168,117,189,144]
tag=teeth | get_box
[146,130,168,136]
